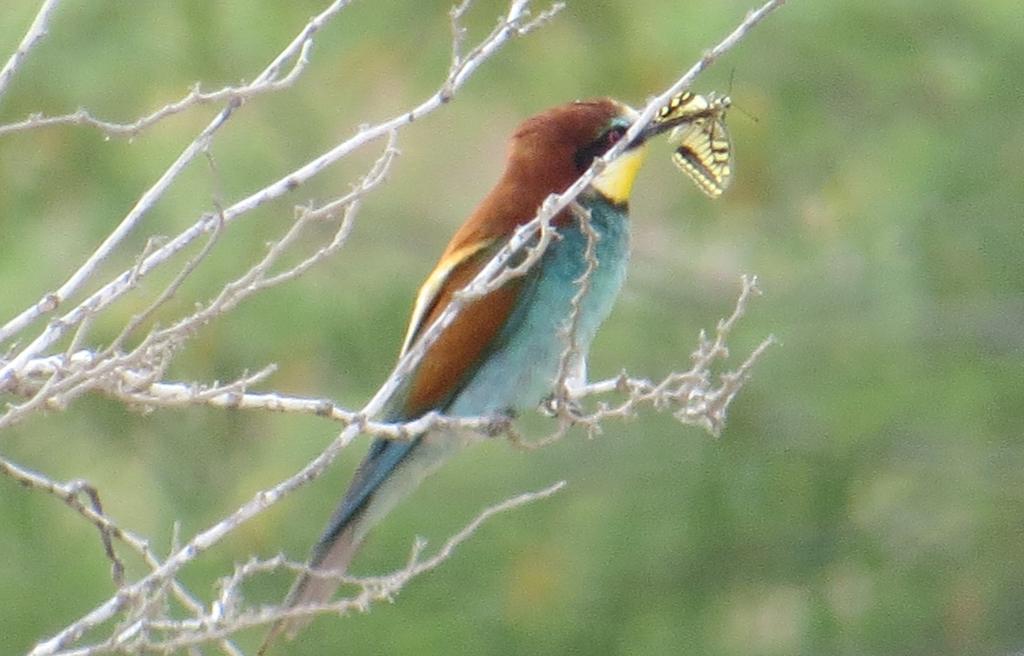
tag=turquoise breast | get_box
[448,196,630,417]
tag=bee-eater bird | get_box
[262,97,697,650]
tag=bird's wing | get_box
[315,233,525,559]
[399,240,492,357]
[264,236,527,645]
[395,236,525,418]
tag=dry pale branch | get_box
[5,276,771,449]
[0,0,62,102]
[102,482,565,653]
[0,126,394,434]
[553,202,601,397]
[0,0,556,384]
[0,40,315,138]
[0,0,353,354]
[524,275,776,449]
[0,453,242,655]
[0,0,519,424]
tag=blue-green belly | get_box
[448,197,629,417]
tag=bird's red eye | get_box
[575,126,629,172]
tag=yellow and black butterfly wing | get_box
[655,91,710,125]
[669,114,733,198]
[654,90,734,198]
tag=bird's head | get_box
[504,97,688,207]
[449,97,689,249]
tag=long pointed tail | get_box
[260,432,456,653]
[258,517,363,654]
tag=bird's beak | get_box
[634,92,732,144]
[639,118,681,142]
[635,112,694,146]
[618,103,681,150]
[594,100,696,204]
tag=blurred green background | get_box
[2,1,1023,654]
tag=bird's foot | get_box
[482,410,516,437]
[540,394,584,420]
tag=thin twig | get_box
[127,482,566,653]
[0,453,233,650]
[0,39,315,138]
[0,125,395,432]
[553,202,600,397]
[0,0,552,389]
[0,0,352,356]
[0,0,62,102]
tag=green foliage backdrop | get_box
[2,1,1022,654]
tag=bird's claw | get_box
[482,410,516,437]
[540,395,584,420]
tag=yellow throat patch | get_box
[592,144,649,205]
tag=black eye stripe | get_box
[574,125,628,172]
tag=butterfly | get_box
[655,91,733,198]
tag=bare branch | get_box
[511,276,774,449]
[447,0,475,76]
[7,276,771,456]
[5,354,511,441]
[0,0,557,389]
[0,0,352,355]
[553,202,601,394]
[111,204,225,355]
[0,39,315,138]
[0,453,242,653]
[118,482,566,653]
[0,92,392,431]
[0,0,62,102]
[71,481,125,588]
